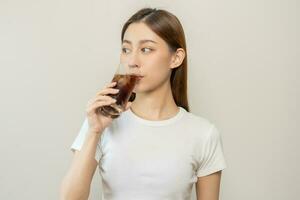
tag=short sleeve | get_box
[70,117,103,164]
[197,124,227,177]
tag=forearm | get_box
[60,131,102,200]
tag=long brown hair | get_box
[121,8,190,112]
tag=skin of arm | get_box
[60,131,101,200]
[196,171,222,200]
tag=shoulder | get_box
[183,110,215,134]
[186,112,224,147]
[181,110,223,145]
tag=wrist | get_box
[88,128,103,136]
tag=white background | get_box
[0,0,299,199]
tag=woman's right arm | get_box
[60,130,101,200]
[60,82,121,200]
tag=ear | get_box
[170,48,186,69]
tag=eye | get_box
[141,47,152,53]
[122,47,130,54]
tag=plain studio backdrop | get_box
[0,0,299,199]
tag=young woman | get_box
[60,8,227,200]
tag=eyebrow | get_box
[122,39,157,45]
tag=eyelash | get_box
[122,47,153,54]
[142,47,152,53]
[121,48,129,53]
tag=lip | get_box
[136,76,144,83]
[137,75,144,80]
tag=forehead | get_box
[122,22,164,45]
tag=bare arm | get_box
[60,131,101,200]
[59,80,131,200]
[196,171,222,200]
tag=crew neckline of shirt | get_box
[125,106,186,126]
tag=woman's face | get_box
[120,22,175,93]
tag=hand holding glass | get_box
[97,63,141,119]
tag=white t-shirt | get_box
[71,106,227,200]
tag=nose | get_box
[127,51,140,69]
[128,63,139,69]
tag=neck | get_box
[130,81,179,121]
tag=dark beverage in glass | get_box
[97,63,141,118]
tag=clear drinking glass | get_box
[97,63,141,119]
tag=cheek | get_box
[134,63,171,92]
[133,51,172,92]
[145,51,171,72]
[149,66,170,81]
[147,53,171,77]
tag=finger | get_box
[87,95,115,107]
[97,88,119,96]
[107,81,117,87]
[94,95,115,102]
[94,82,117,96]
[86,98,116,113]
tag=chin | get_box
[133,86,142,93]
[133,83,149,93]
[133,78,164,94]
